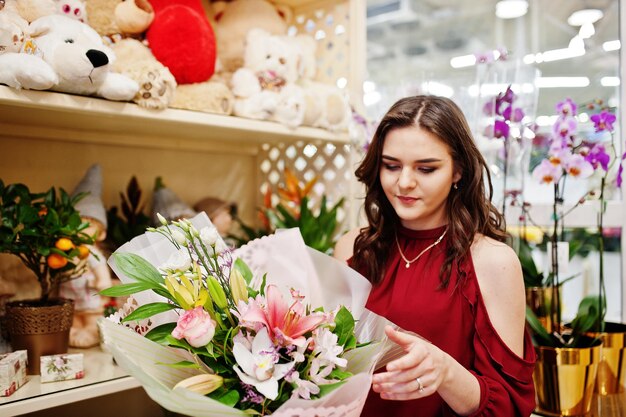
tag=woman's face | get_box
[379,125,460,230]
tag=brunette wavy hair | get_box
[352,95,507,287]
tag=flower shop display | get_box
[0,180,95,373]
[100,213,390,416]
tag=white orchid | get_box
[309,357,335,385]
[285,370,320,400]
[232,328,294,400]
[312,327,347,368]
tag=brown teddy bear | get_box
[111,38,176,109]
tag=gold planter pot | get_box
[5,298,74,375]
[587,322,626,395]
[534,338,601,416]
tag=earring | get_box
[453,183,458,190]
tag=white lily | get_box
[199,226,219,246]
[232,328,294,400]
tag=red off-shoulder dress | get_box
[356,225,536,417]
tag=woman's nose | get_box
[398,168,416,189]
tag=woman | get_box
[334,96,536,416]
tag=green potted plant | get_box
[579,103,626,395]
[525,98,608,415]
[0,180,95,373]
[231,168,345,255]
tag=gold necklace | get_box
[395,228,448,269]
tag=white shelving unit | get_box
[0,347,140,416]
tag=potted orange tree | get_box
[0,180,95,373]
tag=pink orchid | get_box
[532,159,563,185]
[564,154,594,179]
[239,285,325,346]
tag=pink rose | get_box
[172,306,216,348]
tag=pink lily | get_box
[239,285,325,346]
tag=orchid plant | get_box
[101,214,359,415]
[483,85,529,218]
[525,98,618,347]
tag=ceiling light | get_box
[603,40,621,51]
[421,82,454,98]
[495,0,529,19]
[450,54,476,68]
[567,9,603,26]
[600,77,620,87]
[578,22,595,39]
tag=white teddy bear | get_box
[0,14,138,101]
[284,33,351,132]
[230,28,305,128]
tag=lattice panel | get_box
[258,141,353,226]
[290,1,351,89]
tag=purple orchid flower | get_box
[493,119,510,139]
[556,98,577,117]
[585,144,610,171]
[503,106,525,122]
[617,152,626,188]
[590,111,617,133]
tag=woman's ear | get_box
[452,170,462,185]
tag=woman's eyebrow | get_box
[382,155,443,163]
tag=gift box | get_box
[0,350,28,397]
[40,353,84,383]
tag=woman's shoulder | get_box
[333,227,361,263]
[470,234,519,270]
[469,233,524,318]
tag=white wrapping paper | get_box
[101,213,400,417]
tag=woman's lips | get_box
[397,195,418,204]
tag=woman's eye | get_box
[418,167,436,174]
[383,163,400,171]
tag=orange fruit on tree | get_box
[47,254,68,269]
[55,238,75,251]
[77,245,90,259]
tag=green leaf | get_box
[121,302,177,322]
[329,368,352,380]
[100,282,156,297]
[113,252,163,285]
[145,322,177,344]
[525,306,555,347]
[211,390,240,407]
[317,380,346,397]
[158,361,202,369]
[233,258,253,284]
[334,306,355,347]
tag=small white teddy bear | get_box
[230,28,305,128]
[0,14,138,101]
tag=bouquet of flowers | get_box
[100,213,391,417]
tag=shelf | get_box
[0,347,140,416]
[0,86,350,153]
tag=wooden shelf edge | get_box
[0,86,350,147]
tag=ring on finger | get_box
[416,377,425,393]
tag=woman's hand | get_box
[371,326,451,400]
